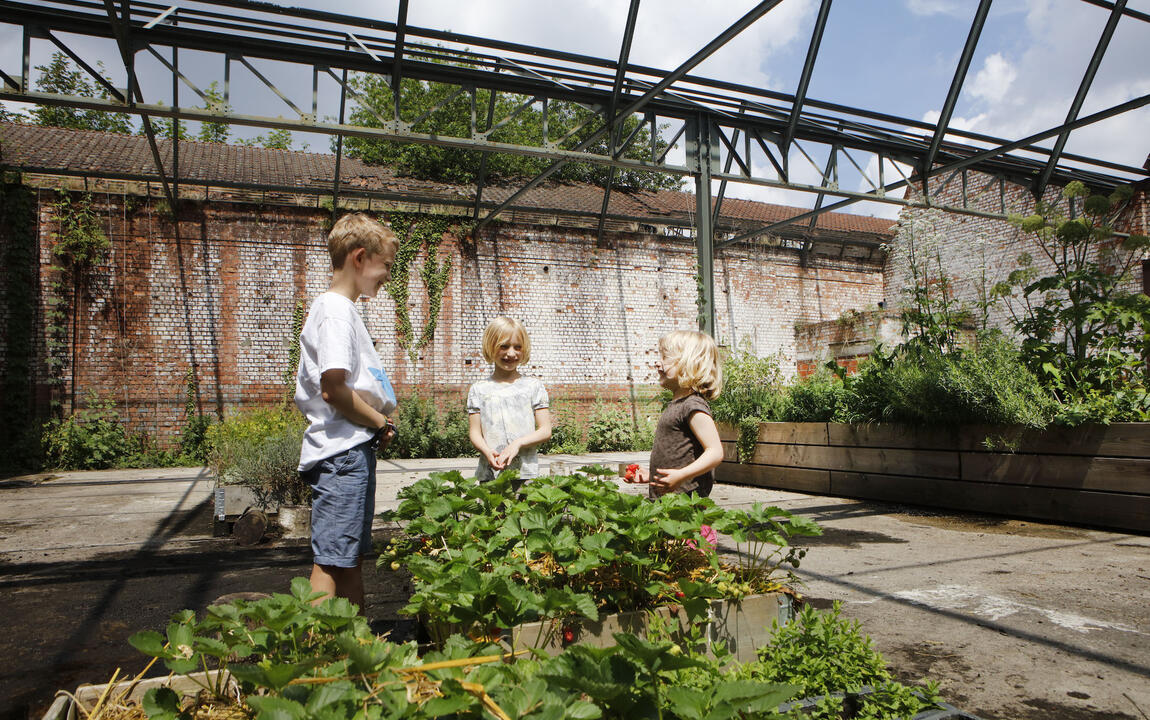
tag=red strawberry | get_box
[675,591,685,599]
[562,627,575,644]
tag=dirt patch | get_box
[892,509,1089,539]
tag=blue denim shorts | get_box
[303,440,377,567]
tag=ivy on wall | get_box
[384,212,468,361]
[284,299,306,402]
[0,182,40,470]
[46,191,110,411]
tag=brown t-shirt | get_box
[648,393,714,498]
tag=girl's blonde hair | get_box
[481,316,532,364]
[659,330,723,399]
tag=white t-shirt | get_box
[295,292,397,471]
[467,375,549,481]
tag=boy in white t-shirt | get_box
[294,212,398,611]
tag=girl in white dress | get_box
[467,317,552,484]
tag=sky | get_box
[3,0,1149,219]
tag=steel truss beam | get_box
[3,0,1141,219]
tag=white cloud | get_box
[906,0,966,17]
[968,53,1017,104]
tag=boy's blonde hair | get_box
[327,213,398,269]
[482,316,531,364]
[659,330,723,400]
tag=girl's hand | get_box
[495,442,520,468]
[485,449,504,470]
[650,467,689,496]
[622,464,648,484]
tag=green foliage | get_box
[783,368,847,423]
[126,577,801,719]
[196,81,230,144]
[586,402,637,452]
[205,406,309,507]
[237,126,293,149]
[31,53,132,133]
[382,394,472,460]
[742,602,942,720]
[838,336,1055,428]
[380,469,820,641]
[539,398,589,454]
[711,343,787,462]
[42,393,137,470]
[999,182,1150,422]
[341,65,681,192]
[383,212,457,360]
[283,299,306,403]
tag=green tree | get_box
[196,81,230,144]
[237,126,293,150]
[341,69,681,192]
[31,53,132,134]
[995,181,1150,419]
[0,102,25,122]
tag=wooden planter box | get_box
[42,671,232,720]
[212,483,310,538]
[430,592,794,664]
[717,422,1150,533]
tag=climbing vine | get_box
[46,190,111,410]
[284,299,307,402]
[383,212,465,361]
[0,183,39,470]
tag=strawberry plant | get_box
[119,577,807,720]
[379,467,820,642]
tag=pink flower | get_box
[699,524,718,548]
[685,524,718,555]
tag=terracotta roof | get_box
[0,122,896,239]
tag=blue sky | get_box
[3,0,1148,218]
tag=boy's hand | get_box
[650,468,689,496]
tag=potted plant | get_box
[205,406,310,538]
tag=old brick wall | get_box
[884,173,1147,335]
[22,191,884,446]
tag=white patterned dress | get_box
[466,375,549,482]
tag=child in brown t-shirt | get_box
[626,330,724,498]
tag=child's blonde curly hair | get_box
[659,330,723,400]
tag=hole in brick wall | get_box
[542,265,549,273]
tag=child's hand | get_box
[650,468,689,496]
[495,441,521,468]
[623,464,650,484]
[484,449,504,470]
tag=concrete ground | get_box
[1,453,1147,720]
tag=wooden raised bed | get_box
[717,422,1150,533]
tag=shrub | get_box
[710,343,787,427]
[742,602,941,720]
[784,367,847,422]
[42,393,138,470]
[382,394,471,460]
[178,413,215,464]
[205,405,308,507]
[586,401,636,452]
[839,335,1055,428]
